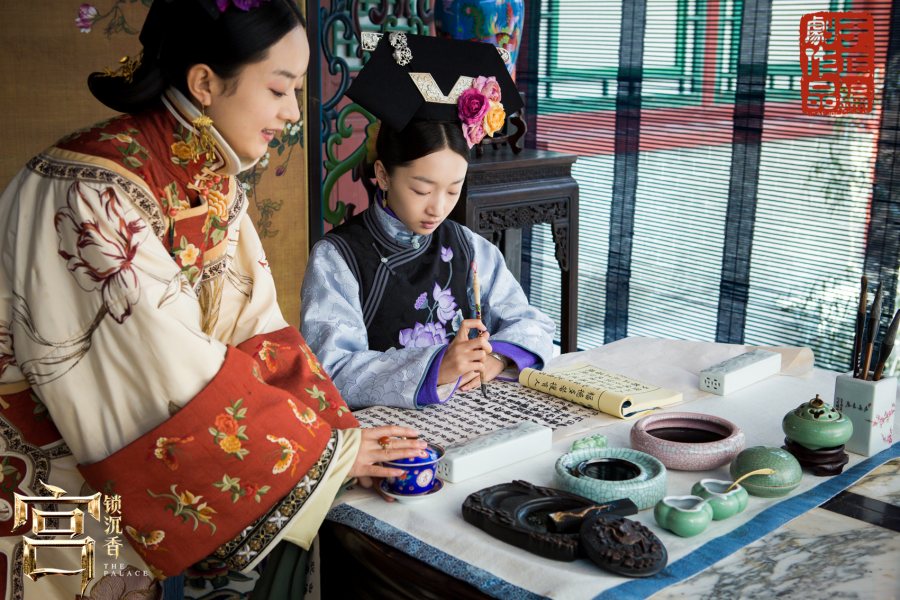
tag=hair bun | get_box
[88,61,167,114]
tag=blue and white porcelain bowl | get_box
[383,443,445,495]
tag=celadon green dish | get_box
[730,447,802,497]
[555,447,666,511]
[654,495,713,537]
[690,479,749,520]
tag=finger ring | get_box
[378,436,391,450]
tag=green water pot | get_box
[653,495,713,537]
[729,447,802,497]
[690,479,749,520]
[782,394,853,450]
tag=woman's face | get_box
[378,148,469,235]
[206,26,308,163]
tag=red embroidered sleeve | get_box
[236,326,359,429]
[79,347,340,577]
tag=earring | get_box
[189,109,216,163]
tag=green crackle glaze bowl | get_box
[653,495,713,537]
[782,394,853,450]
[690,479,749,520]
[729,447,802,497]
[555,447,667,511]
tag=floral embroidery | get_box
[160,182,190,218]
[98,128,150,169]
[208,399,249,460]
[304,385,330,411]
[398,245,463,348]
[170,141,194,164]
[399,322,448,348]
[188,168,230,247]
[30,391,50,421]
[266,434,306,476]
[180,243,200,266]
[170,123,208,168]
[147,485,217,535]
[56,182,146,324]
[432,283,458,323]
[298,342,326,380]
[124,526,165,550]
[172,235,202,285]
[152,435,195,471]
[213,474,271,503]
[257,340,291,373]
[0,456,22,495]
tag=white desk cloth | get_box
[329,338,899,599]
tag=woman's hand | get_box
[437,319,491,386]
[351,426,427,501]
[458,351,507,391]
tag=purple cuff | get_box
[490,342,538,382]
[416,345,460,406]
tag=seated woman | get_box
[0,2,424,597]
[301,34,555,409]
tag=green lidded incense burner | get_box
[782,394,853,450]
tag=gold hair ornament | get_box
[104,53,142,82]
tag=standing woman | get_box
[0,1,423,597]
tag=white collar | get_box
[161,87,260,175]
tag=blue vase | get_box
[434,0,525,79]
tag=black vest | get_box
[324,207,473,352]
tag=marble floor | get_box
[652,458,900,600]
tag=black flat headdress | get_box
[346,33,522,131]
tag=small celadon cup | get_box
[383,444,444,495]
[690,479,749,520]
[653,495,714,537]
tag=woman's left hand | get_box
[458,352,508,391]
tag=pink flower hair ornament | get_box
[458,76,506,148]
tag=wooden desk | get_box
[323,339,900,599]
[451,147,579,353]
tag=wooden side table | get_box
[451,146,579,352]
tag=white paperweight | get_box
[699,349,781,396]
[436,421,552,483]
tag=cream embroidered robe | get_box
[0,89,359,599]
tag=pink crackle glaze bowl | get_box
[630,412,745,471]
